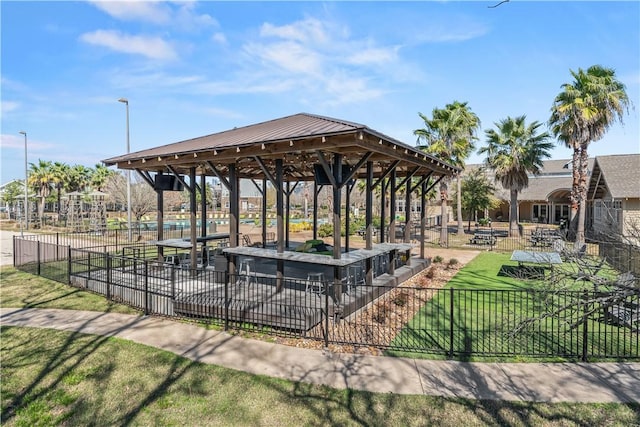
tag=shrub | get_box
[318,223,333,238]
[393,291,409,307]
[432,255,443,263]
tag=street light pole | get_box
[18,131,28,235]
[118,98,132,242]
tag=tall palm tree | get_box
[479,116,553,237]
[50,162,69,216]
[90,164,114,192]
[28,160,55,228]
[414,101,480,243]
[549,65,630,245]
[67,165,92,193]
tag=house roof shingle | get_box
[588,154,640,199]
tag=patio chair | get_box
[242,234,261,247]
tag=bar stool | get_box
[346,264,365,294]
[306,272,325,295]
[237,258,256,287]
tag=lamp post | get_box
[18,131,28,235]
[118,98,132,242]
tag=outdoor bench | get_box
[469,233,496,245]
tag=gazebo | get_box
[103,113,458,300]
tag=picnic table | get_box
[510,250,563,268]
[529,227,562,247]
[469,233,496,245]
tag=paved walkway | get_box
[2,307,638,403]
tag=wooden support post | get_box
[365,161,373,285]
[276,159,284,291]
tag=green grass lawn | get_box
[2,265,639,424]
[2,326,639,426]
[0,267,139,314]
[388,253,638,362]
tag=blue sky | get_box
[2,1,639,184]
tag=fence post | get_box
[324,283,330,349]
[12,236,16,267]
[106,255,111,300]
[582,290,589,362]
[224,270,229,331]
[171,264,176,300]
[144,260,149,315]
[87,251,91,281]
[67,246,72,284]
[56,233,59,261]
[36,241,41,276]
[449,287,455,359]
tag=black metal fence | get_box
[17,227,193,250]
[12,235,639,361]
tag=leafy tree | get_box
[460,168,498,231]
[104,172,156,223]
[414,101,480,243]
[1,180,24,214]
[479,116,553,237]
[549,65,630,245]
[27,160,56,228]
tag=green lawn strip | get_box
[388,253,637,362]
[2,327,638,427]
[0,267,139,314]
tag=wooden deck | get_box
[70,257,430,332]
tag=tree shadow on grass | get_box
[2,309,638,426]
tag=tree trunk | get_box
[509,188,520,237]
[576,144,589,245]
[456,174,464,235]
[39,196,45,229]
[568,147,581,241]
[440,181,448,247]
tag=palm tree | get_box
[414,101,480,243]
[90,164,114,192]
[28,160,55,228]
[479,116,553,237]
[50,162,69,217]
[67,165,92,193]
[549,65,630,245]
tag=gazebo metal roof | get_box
[102,113,459,180]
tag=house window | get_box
[532,204,548,222]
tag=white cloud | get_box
[89,1,173,25]
[0,134,54,151]
[244,41,323,75]
[239,17,397,106]
[1,101,19,115]
[347,47,399,66]
[260,18,334,45]
[89,0,217,29]
[212,32,227,45]
[80,30,177,61]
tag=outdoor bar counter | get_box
[223,242,415,300]
[223,242,412,267]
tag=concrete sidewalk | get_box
[1,307,638,403]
